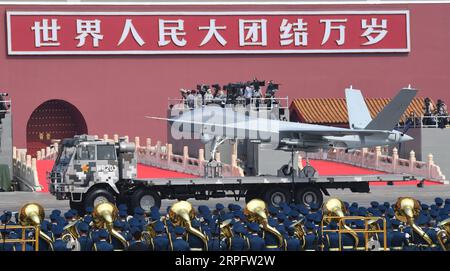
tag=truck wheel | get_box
[262,187,291,207]
[84,189,115,209]
[295,186,323,207]
[130,189,161,212]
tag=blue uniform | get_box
[153,234,170,251]
[93,240,114,251]
[78,235,94,251]
[53,238,69,251]
[286,236,301,251]
[172,237,190,251]
[248,234,265,251]
[208,237,222,251]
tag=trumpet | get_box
[394,197,433,246]
[322,198,359,250]
[244,199,284,250]
[19,203,54,251]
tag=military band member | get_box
[126,227,151,251]
[93,229,114,251]
[53,226,70,251]
[77,222,93,251]
[172,227,190,251]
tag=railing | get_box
[12,147,42,191]
[0,225,40,251]
[397,115,450,129]
[304,147,447,182]
[167,97,288,111]
[320,216,387,251]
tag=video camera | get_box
[251,79,265,91]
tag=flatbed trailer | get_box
[48,135,425,214]
[119,174,422,210]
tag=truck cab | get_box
[49,135,137,212]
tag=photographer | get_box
[244,82,254,106]
[204,88,214,105]
[423,97,435,126]
[186,90,196,109]
[265,80,279,108]
[436,99,448,128]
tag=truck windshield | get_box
[55,146,75,167]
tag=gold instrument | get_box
[290,219,306,249]
[141,220,157,248]
[220,219,234,250]
[19,203,54,251]
[92,202,129,250]
[394,197,433,246]
[244,199,284,249]
[19,203,55,250]
[161,216,174,251]
[169,201,209,251]
[322,198,359,249]
[62,219,81,251]
[436,218,450,251]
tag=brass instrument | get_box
[436,218,450,251]
[366,219,382,251]
[244,199,284,249]
[394,197,433,246]
[141,220,157,248]
[92,202,129,250]
[322,198,359,249]
[220,219,234,250]
[62,219,81,251]
[290,219,306,249]
[169,201,209,251]
[19,203,54,251]
[161,216,174,251]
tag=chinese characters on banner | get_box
[6,11,410,55]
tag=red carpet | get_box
[35,161,196,193]
[35,159,442,193]
[302,159,442,186]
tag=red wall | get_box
[2,3,450,148]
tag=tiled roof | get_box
[290,97,427,124]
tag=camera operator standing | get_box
[423,97,435,126]
[186,90,196,109]
[265,80,279,108]
[436,99,448,128]
[244,82,254,106]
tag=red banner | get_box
[6,11,410,55]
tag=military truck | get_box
[48,134,422,214]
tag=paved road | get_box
[1,184,449,214]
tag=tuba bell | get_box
[322,198,359,250]
[92,202,129,250]
[436,217,450,251]
[394,197,433,246]
[19,203,54,251]
[169,201,209,251]
[244,199,284,249]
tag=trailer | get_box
[48,135,423,214]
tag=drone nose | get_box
[400,134,413,142]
